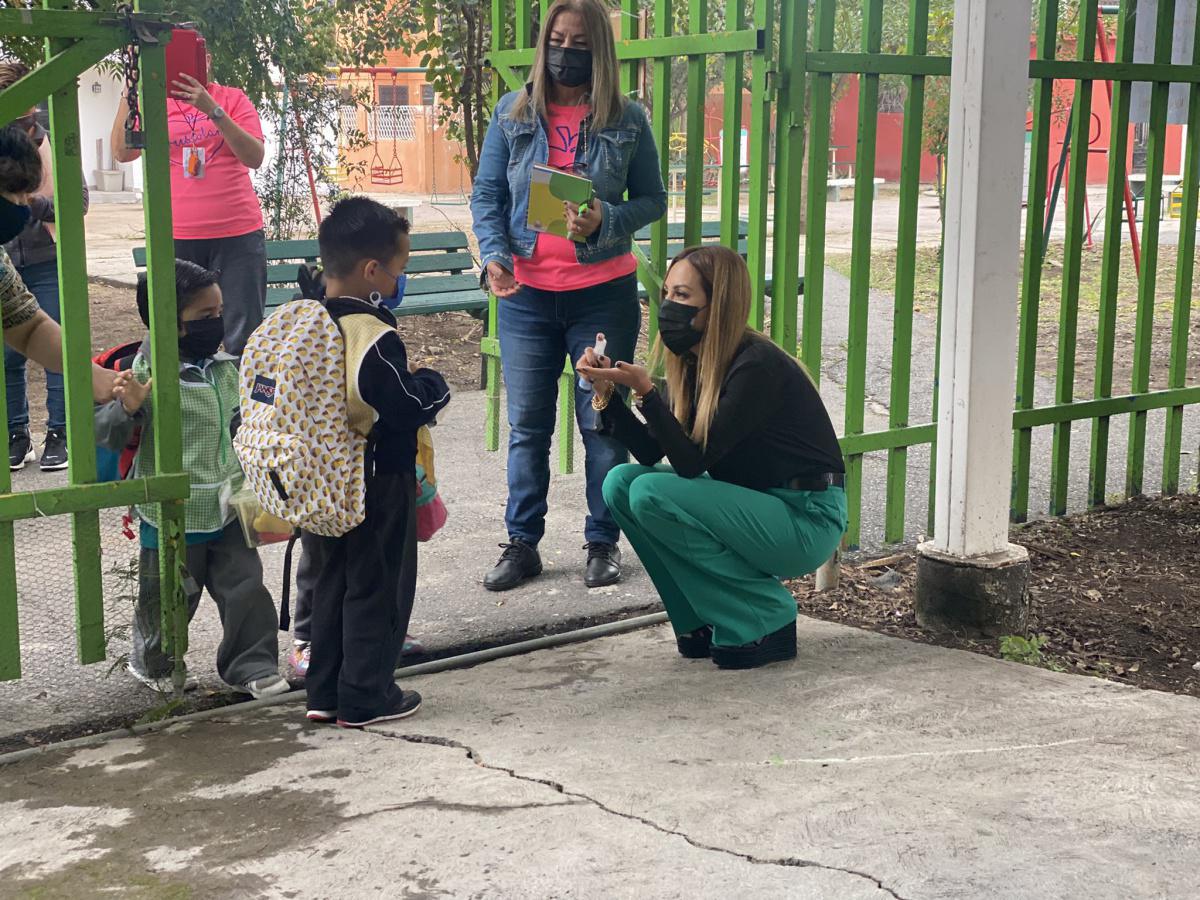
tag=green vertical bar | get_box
[136,6,187,675]
[1089,0,1135,508]
[620,0,639,98]
[769,0,808,354]
[883,0,929,545]
[650,0,672,348]
[0,299,16,679]
[842,0,883,551]
[515,0,532,55]
[1162,11,1200,495]
[558,373,574,474]
[745,0,775,329]
[801,0,835,379]
[1126,0,1176,497]
[485,0,506,453]
[45,0,104,664]
[719,0,745,252]
[1049,1,1098,516]
[683,0,707,248]
[1013,0,1060,522]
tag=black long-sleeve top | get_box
[600,334,844,490]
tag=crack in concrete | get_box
[378,732,912,900]
[339,798,583,822]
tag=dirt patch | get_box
[790,494,1200,697]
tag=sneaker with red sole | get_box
[337,689,422,728]
[306,709,337,723]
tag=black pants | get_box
[175,229,267,357]
[302,473,418,721]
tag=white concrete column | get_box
[932,0,1032,559]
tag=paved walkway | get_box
[3,618,1198,898]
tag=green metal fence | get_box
[483,0,1198,549]
[0,1,187,684]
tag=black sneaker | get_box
[584,542,622,588]
[676,625,713,659]
[7,426,33,471]
[710,620,798,670]
[39,427,67,471]
[337,689,422,728]
[483,538,542,592]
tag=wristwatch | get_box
[210,106,227,122]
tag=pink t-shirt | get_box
[514,103,638,292]
[168,84,265,240]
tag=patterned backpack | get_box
[235,298,391,537]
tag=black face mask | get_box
[0,196,32,244]
[658,300,705,356]
[547,46,593,88]
[179,316,224,360]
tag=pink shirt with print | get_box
[513,103,638,292]
[168,83,264,240]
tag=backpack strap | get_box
[279,530,300,632]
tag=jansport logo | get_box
[251,375,277,405]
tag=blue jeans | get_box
[498,272,641,545]
[5,259,64,430]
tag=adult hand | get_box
[486,261,520,298]
[574,338,611,383]
[92,364,118,404]
[171,74,217,115]
[576,360,653,396]
[564,198,603,239]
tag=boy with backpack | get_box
[236,198,450,728]
[94,259,288,698]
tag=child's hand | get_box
[113,371,152,415]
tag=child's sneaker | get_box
[236,674,291,700]
[305,708,337,724]
[402,633,424,656]
[287,642,311,680]
[337,689,422,728]
[126,662,199,694]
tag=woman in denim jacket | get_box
[471,0,667,593]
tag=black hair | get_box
[136,259,220,327]
[0,124,42,195]
[318,196,411,278]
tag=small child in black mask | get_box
[94,258,287,698]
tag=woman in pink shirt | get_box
[471,0,667,592]
[111,47,266,357]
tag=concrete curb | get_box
[0,612,669,768]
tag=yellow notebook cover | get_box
[527,164,594,243]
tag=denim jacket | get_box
[470,89,668,282]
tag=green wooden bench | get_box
[132,231,487,320]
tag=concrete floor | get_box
[2,617,1199,899]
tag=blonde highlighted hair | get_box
[509,0,625,129]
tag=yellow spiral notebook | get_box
[527,164,594,243]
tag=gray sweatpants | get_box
[175,229,267,357]
[133,521,280,686]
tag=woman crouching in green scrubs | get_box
[576,245,847,669]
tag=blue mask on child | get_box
[380,273,407,310]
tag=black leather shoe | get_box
[584,542,621,588]
[676,625,713,658]
[710,620,797,670]
[484,539,542,592]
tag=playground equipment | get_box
[0,0,188,684]
[369,70,405,186]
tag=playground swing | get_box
[370,71,405,186]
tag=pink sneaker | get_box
[288,642,311,680]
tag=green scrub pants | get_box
[603,464,848,648]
